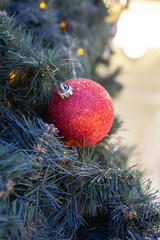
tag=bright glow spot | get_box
[10,71,16,79]
[103,0,112,8]
[120,0,127,7]
[114,1,160,59]
[103,0,127,9]
[40,2,46,9]
[9,70,17,84]
[104,1,127,23]
[59,21,67,29]
[77,48,84,55]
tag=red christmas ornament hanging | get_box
[45,78,114,147]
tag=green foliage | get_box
[5,0,122,97]
[0,11,78,114]
[0,7,160,240]
[0,143,49,240]
[1,106,160,239]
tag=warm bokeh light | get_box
[9,70,26,85]
[104,0,127,9]
[10,71,16,79]
[103,0,112,8]
[120,0,127,7]
[59,21,67,29]
[114,1,160,59]
[9,70,17,84]
[40,2,46,9]
[104,0,127,23]
[77,48,84,55]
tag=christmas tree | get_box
[0,1,160,239]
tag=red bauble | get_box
[45,78,114,147]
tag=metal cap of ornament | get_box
[58,83,73,99]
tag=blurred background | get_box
[110,0,160,197]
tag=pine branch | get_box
[0,12,78,114]
[0,142,47,240]
[1,106,160,239]
[4,0,120,97]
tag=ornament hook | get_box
[58,83,73,99]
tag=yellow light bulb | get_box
[40,2,46,9]
[10,71,16,79]
[59,21,67,29]
[9,70,26,85]
[9,70,17,84]
[77,48,84,55]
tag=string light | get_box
[40,2,46,9]
[9,70,17,84]
[59,21,67,29]
[9,70,26,85]
[10,71,16,79]
[63,151,67,159]
[77,48,84,55]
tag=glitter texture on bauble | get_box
[45,78,114,147]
